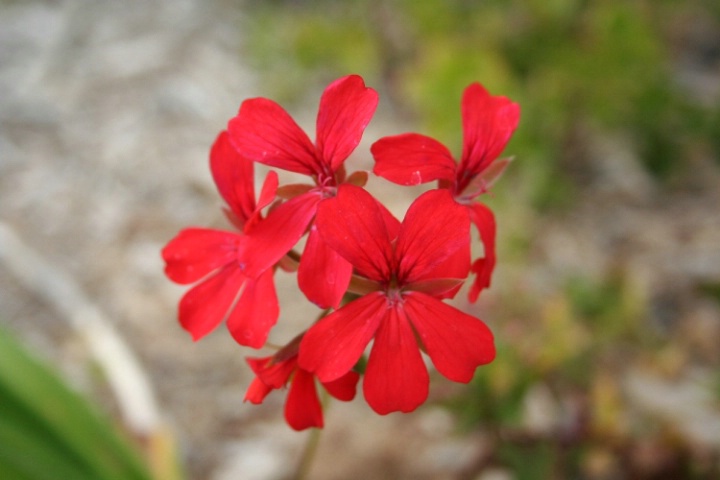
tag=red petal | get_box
[243,169,279,232]
[467,203,497,302]
[244,377,273,404]
[162,228,242,284]
[298,224,353,309]
[247,355,296,389]
[243,191,322,278]
[228,98,319,175]
[395,189,470,284]
[371,133,457,186]
[225,268,279,347]
[257,171,279,210]
[459,83,520,176]
[401,223,471,301]
[468,258,492,303]
[315,185,395,282]
[316,75,379,172]
[285,369,324,430]
[404,292,495,383]
[405,236,471,300]
[363,306,429,414]
[298,292,386,382]
[377,195,402,241]
[322,371,360,402]
[210,131,256,223]
[177,265,245,341]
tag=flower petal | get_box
[210,131,256,224]
[315,185,395,282]
[228,97,319,175]
[257,171,279,211]
[298,224,353,309]
[467,202,496,302]
[404,292,495,383]
[316,75,379,172]
[243,169,279,232]
[225,267,279,348]
[247,355,296,389]
[363,306,429,414]
[395,189,470,284]
[243,191,322,278]
[178,265,245,341]
[244,377,273,404]
[162,228,242,284]
[401,224,472,301]
[459,83,520,176]
[285,369,324,430]
[371,133,457,186]
[299,292,386,382]
[322,371,360,402]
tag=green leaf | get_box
[0,327,152,480]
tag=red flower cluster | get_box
[162,75,519,430]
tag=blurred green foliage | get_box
[0,328,153,480]
[244,0,720,209]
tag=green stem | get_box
[293,425,323,480]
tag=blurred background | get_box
[1,0,720,479]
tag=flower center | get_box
[315,170,339,198]
[385,274,404,306]
[386,287,404,307]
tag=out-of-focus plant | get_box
[244,0,720,210]
[0,327,157,480]
[441,269,719,478]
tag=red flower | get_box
[298,185,495,415]
[371,82,520,301]
[161,131,280,347]
[227,75,379,309]
[245,337,360,431]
